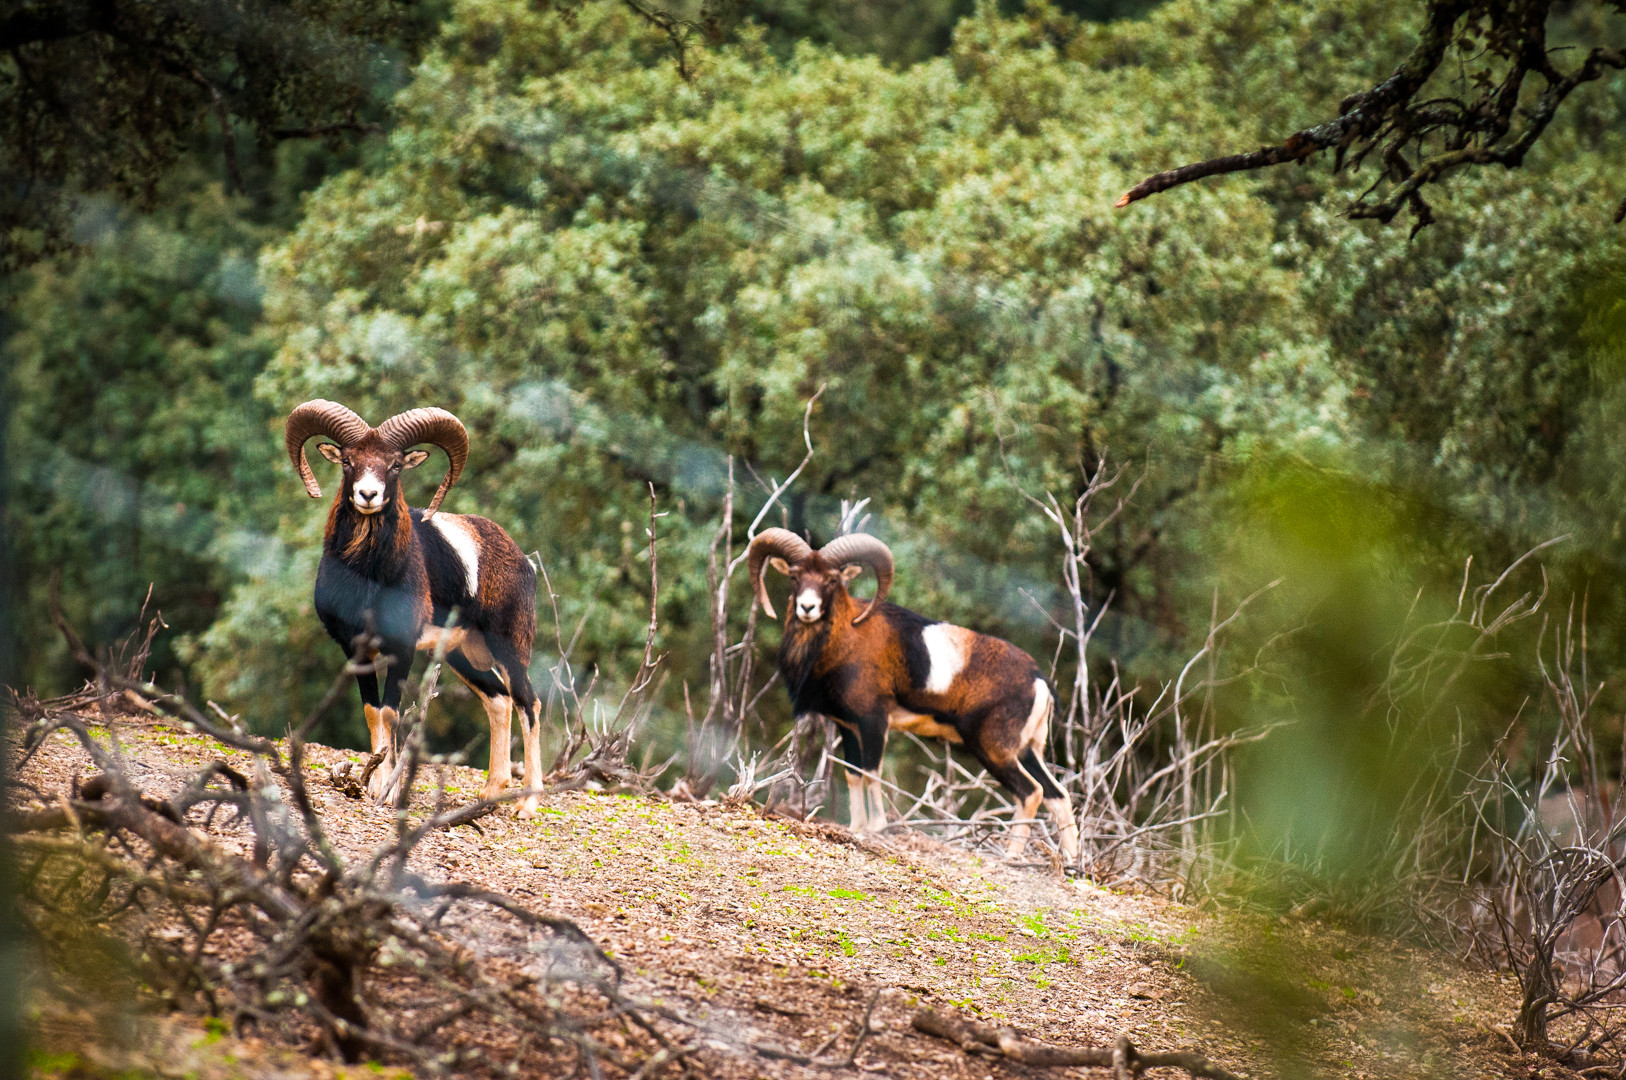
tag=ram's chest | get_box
[314,557,429,645]
[778,622,832,704]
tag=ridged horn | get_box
[819,533,893,625]
[285,399,371,498]
[747,528,813,620]
[376,407,468,515]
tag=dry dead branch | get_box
[1115,2,1626,232]
[1444,591,1626,1059]
[680,387,826,805]
[912,1006,1247,1080]
[527,486,669,800]
[7,591,918,1076]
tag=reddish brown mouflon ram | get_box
[748,528,1081,862]
[285,400,544,813]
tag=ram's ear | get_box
[318,443,344,465]
[402,449,431,469]
[839,564,865,583]
[768,557,792,575]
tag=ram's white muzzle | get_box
[795,589,823,623]
[351,469,386,514]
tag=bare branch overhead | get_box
[1116,0,1626,233]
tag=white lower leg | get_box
[845,769,868,834]
[1045,795,1081,863]
[1018,747,1080,864]
[516,700,542,817]
[1005,791,1043,857]
[865,774,889,834]
[364,704,398,803]
[482,694,513,801]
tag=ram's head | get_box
[285,399,468,516]
[748,528,894,626]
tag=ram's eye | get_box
[389,464,401,474]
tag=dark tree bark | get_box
[0,0,425,267]
[1117,1,1626,232]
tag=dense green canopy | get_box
[8,0,1626,760]
[0,0,441,269]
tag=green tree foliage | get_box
[199,0,1618,729]
[667,0,1165,67]
[9,0,1626,787]
[0,0,441,268]
[4,169,285,690]
[198,0,1344,732]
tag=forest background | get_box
[7,0,1626,915]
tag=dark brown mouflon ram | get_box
[748,528,1081,862]
[285,399,544,812]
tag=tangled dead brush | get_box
[6,575,1265,1080]
[6,627,1257,1079]
[8,606,655,1072]
[4,600,870,1076]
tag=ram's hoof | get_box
[365,768,398,805]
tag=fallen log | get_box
[912,1007,1247,1080]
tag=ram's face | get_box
[319,439,429,514]
[770,559,863,624]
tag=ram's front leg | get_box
[833,718,871,835]
[835,712,891,836]
[366,649,413,805]
[362,712,399,804]
[857,712,891,835]
[353,668,391,803]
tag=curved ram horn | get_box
[285,400,371,499]
[818,533,893,625]
[746,528,813,620]
[376,407,468,515]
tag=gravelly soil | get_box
[12,713,1550,1079]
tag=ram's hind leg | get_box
[478,694,514,801]
[1017,680,1079,864]
[510,673,544,818]
[987,757,1043,858]
[968,729,1042,857]
[1020,747,1080,864]
[444,650,515,803]
[484,637,545,818]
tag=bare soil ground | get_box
[12,713,1556,1079]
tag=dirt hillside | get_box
[13,713,1539,1079]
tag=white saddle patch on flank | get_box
[921,623,971,694]
[430,514,480,598]
[1020,678,1052,747]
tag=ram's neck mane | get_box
[828,588,862,625]
[325,496,414,581]
[778,618,831,700]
